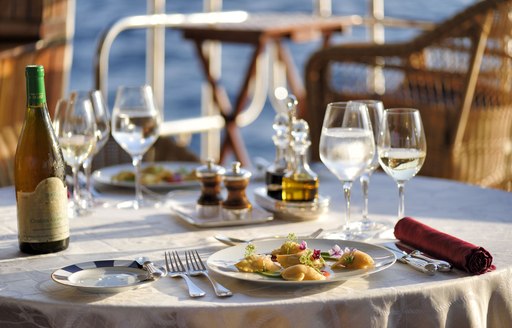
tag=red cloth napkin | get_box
[394,217,495,274]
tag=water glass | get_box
[354,100,386,231]
[111,85,161,209]
[80,90,110,208]
[319,101,375,239]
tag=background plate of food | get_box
[207,238,396,285]
[92,162,199,190]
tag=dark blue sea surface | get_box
[70,0,473,162]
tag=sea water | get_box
[70,0,473,162]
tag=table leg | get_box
[192,39,265,167]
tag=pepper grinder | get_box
[195,159,225,218]
[222,161,252,220]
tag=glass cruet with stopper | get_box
[282,119,319,202]
[265,112,289,200]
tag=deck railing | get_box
[94,0,435,162]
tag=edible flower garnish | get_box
[244,243,256,258]
[299,240,308,250]
[328,244,343,258]
[299,248,323,271]
[328,245,357,260]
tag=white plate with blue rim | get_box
[51,259,164,293]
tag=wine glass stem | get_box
[397,181,405,219]
[72,166,81,207]
[342,181,352,231]
[133,155,143,209]
[360,174,370,222]
[83,157,92,194]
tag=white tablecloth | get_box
[0,165,511,328]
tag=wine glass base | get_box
[79,192,112,209]
[322,222,373,241]
[116,198,162,210]
[358,219,392,234]
[68,202,92,218]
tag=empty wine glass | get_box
[111,85,161,209]
[354,100,386,232]
[80,90,110,208]
[378,108,427,220]
[319,101,375,239]
[53,93,97,218]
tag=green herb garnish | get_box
[244,243,256,258]
[287,233,298,243]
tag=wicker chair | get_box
[305,0,512,189]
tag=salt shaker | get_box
[222,161,252,220]
[195,159,225,218]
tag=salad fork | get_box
[165,251,205,297]
[185,250,232,297]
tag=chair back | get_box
[305,0,512,189]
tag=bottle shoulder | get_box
[15,106,66,188]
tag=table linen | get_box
[0,167,511,328]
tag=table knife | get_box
[384,246,437,275]
[396,243,453,272]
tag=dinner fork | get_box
[164,251,205,297]
[185,250,232,297]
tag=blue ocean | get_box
[69,0,473,162]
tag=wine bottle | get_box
[14,65,70,254]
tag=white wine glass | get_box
[53,93,97,218]
[378,108,427,220]
[319,101,375,239]
[355,100,386,232]
[111,85,161,209]
[80,90,110,208]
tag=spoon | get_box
[135,257,166,280]
[215,228,323,246]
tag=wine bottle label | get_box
[17,177,69,243]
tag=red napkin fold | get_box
[394,217,495,275]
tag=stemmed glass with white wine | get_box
[378,108,427,220]
[53,93,97,218]
[80,90,110,208]
[355,100,386,232]
[319,101,375,239]
[111,85,161,209]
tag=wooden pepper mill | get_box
[195,159,225,218]
[222,161,252,220]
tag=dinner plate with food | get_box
[206,235,396,285]
[92,162,199,190]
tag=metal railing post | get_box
[147,0,166,116]
[368,0,385,94]
[201,0,223,161]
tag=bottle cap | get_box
[25,65,45,78]
[195,159,225,178]
[223,161,251,180]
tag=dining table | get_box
[0,163,511,328]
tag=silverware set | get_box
[164,250,232,298]
[384,245,453,275]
